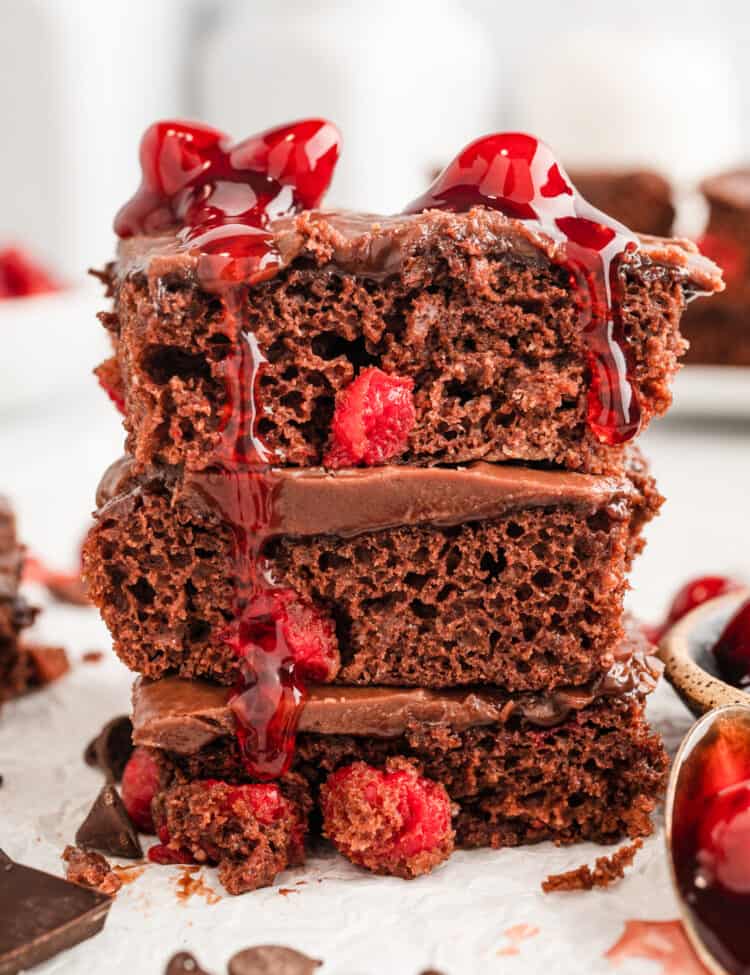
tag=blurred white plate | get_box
[671,365,750,418]
[0,284,109,413]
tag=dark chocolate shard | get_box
[76,784,143,859]
[228,947,321,975]
[165,952,214,975]
[0,848,112,975]
[84,714,133,782]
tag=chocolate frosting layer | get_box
[116,206,723,295]
[97,456,637,540]
[131,645,662,755]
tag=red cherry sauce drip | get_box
[115,119,341,779]
[671,711,750,974]
[404,133,641,445]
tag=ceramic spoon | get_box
[665,704,750,975]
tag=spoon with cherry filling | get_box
[665,704,750,975]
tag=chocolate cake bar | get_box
[84,453,661,690]
[568,169,675,238]
[85,122,722,891]
[682,169,750,365]
[129,626,667,892]
[103,209,717,478]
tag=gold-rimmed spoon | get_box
[665,704,750,975]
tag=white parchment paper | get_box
[0,593,696,975]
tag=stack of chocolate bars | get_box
[83,121,722,893]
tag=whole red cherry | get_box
[697,778,750,893]
[651,575,745,642]
[713,598,750,688]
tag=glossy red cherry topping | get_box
[325,367,416,468]
[0,247,60,299]
[115,118,340,289]
[117,119,342,782]
[405,133,641,446]
[121,747,160,833]
[671,712,750,974]
[713,598,750,689]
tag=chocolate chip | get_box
[0,848,112,973]
[165,952,214,975]
[76,784,143,859]
[84,715,133,782]
[228,947,321,975]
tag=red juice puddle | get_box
[605,920,709,975]
[669,710,750,974]
[404,133,641,446]
[497,924,539,957]
[115,119,341,781]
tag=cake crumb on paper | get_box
[542,839,643,893]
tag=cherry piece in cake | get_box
[121,747,161,833]
[320,758,455,879]
[324,367,416,469]
[226,589,339,782]
[114,118,340,289]
[713,598,750,688]
[151,779,306,895]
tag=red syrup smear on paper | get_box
[670,711,750,974]
[605,920,708,975]
[116,119,341,780]
[404,133,641,445]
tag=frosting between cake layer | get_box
[96,455,639,540]
[131,645,662,755]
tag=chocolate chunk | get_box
[76,784,143,859]
[84,714,133,782]
[165,952,213,975]
[227,947,321,975]
[0,848,111,974]
[23,644,70,686]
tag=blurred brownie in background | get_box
[568,169,675,237]
[0,496,35,701]
[0,496,68,704]
[682,169,750,366]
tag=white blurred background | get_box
[0,0,748,275]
